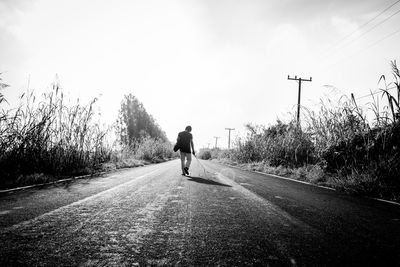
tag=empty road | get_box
[1,159,399,266]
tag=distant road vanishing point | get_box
[1,159,399,266]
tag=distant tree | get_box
[116,94,167,146]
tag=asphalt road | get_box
[1,159,399,266]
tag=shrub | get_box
[198,149,212,160]
[215,60,400,200]
[0,77,176,189]
[134,137,173,162]
[231,121,315,167]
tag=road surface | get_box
[1,159,399,266]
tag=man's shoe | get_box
[184,167,189,175]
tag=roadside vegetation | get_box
[199,61,400,201]
[113,93,175,166]
[0,80,174,189]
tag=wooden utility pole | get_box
[207,143,211,149]
[214,136,220,149]
[225,128,235,149]
[287,75,312,124]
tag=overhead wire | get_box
[314,2,400,106]
[317,0,400,72]
[336,7,400,52]
[321,0,400,56]
[362,26,400,51]
[355,86,398,100]
[321,24,400,71]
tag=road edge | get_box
[214,161,400,206]
[0,159,177,194]
[218,161,336,191]
[0,173,106,194]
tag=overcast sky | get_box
[1,0,399,148]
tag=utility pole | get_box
[207,143,211,149]
[214,136,220,149]
[287,75,312,125]
[225,128,235,149]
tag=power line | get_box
[321,25,400,72]
[322,0,400,56]
[362,26,400,50]
[355,86,397,100]
[336,7,400,52]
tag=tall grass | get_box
[0,83,111,187]
[225,121,315,167]
[0,79,176,188]
[212,60,400,200]
[109,137,176,169]
[308,62,400,176]
[133,136,174,162]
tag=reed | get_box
[213,60,400,200]
[0,79,176,189]
[0,82,111,188]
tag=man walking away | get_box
[176,126,195,176]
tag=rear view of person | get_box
[175,126,195,176]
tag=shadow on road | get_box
[186,176,231,187]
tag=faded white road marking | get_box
[2,169,160,231]
[372,197,400,206]
[252,170,336,191]
[0,210,11,215]
[215,172,319,227]
[223,163,337,191]
[107,174,121,179]
[215,171,324,265]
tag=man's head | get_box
[185,125,192,132]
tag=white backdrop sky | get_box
[1,0,399,148]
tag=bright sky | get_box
[1,0,400,148]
